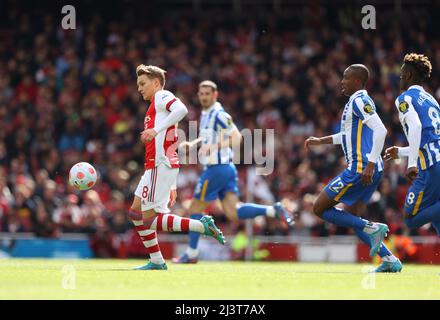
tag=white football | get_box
[69,162,98,191]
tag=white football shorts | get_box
[134,163,179,213]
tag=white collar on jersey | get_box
[349,89,367,100]
[408,85,425,91]
[202,101,221,114]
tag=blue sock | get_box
[237,203,269,219]
[405,200,440,229]
[188,213,203,249]
[431,221,440,237]
[322,207,368,230]
[355,229,392,258]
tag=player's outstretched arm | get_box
[304,133,340,151]
[180,137,203,151]
[384,146,411,161]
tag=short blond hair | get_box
[199,80,218,91]
[136,64,166,87]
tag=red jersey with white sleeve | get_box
[143,90,188,170]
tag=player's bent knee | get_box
[128,209,142,221]
[129,199,143,221]
[190,200,208,213]
[312,202,324,217]
[224,207,238,222]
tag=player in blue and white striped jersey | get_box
[173,80,293,264]
[305,64,401,272]
[385,53,440,239]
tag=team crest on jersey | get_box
[363,104,374,115]
[399,101,409,114]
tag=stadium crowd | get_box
[0,2,439,257]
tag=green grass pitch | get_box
[0,259,439,299]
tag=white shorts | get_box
[134,163,179,213]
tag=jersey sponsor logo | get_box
[399,101,409,114]
[363,104,374,114]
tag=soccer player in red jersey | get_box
[129,65,225,270]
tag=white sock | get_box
[189,220,205,233]
[266,206,276,218]
[362,221,379,234]
[381,254,398,263]
[186,247,199,259]
[150,251,165,265]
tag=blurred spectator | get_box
[53,194,82,233]
[33,199,57,238]
[89,220,119,258]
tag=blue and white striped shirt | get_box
[199,102,236,166]
[396,85,440,171]
[340,89,384,173]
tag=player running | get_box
[172,80,294,264]
[305,64,402,273]
[128,65,225,271]
[384,54,440,237]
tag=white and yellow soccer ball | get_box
[69,162,98,191]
